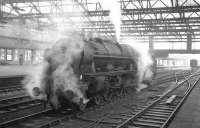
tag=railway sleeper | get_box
[136,118,165,124]
[148,109,172,114]
[155,104,175,109]
[144,113,170,118]
[152,106,174,111]
[133,105,154,112]
[130,120,161,128]
[140,115,167,121]
[147,111,171,115]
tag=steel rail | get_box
[0,95,28,103]
[161,74,200,128]
[116,72,200,128]
[0,108,52,127]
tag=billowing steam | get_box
[24,31,88,108]
[136,49,154,91]
[121,39,154,91]
[21,2,89,109]
[100,0,121,40]
[23,64,45,98]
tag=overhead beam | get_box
[1,0,59,4]
[0,0,199,41]
[154,50,200,54]
[122,6,200,14]
[2,6,200,19]
[79,17,200,25]
[83,28,199,33]
[3,5,198,15]
[120,33,200,37]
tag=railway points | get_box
[169,78,200,128]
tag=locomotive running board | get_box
[93,55,132,60]
[84,70,136,76]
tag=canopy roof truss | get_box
[0,0,200,51]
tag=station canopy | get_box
[0,0,200,50]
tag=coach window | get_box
[25,50,32,61]
[6,49,12,61]
[28,50,32,61]
[0,48,5,60]
[14,49,18,61]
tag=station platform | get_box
[0,65,38,77]
[169,79,200,128]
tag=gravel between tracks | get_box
[53,80,177,128]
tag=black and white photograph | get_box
[0,0,200,128]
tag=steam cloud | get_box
[24,31,88,109]
[20,1,90,109]
[136,49,154,91]
[100,0,121,40]
[121,39,154,91]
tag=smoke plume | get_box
[100,0,121,40]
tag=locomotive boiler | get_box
[31,36,153,110]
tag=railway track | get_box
[0,95,45,126]
[0,75,25,98]
[0,75,25,87]
[0,85,25,100]
[0,103,76,128]
[115,72,200,128]
[0,95,39,114]
[0,85,24,93]
[0,69,187,96]
[66,72,200,128]
[0,70,195,128]
[154,70,191,85]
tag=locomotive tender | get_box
[32,36,154,110]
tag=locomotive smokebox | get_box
[64,89,75,100]
[32,87,41,96]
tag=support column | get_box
[187,34,192,52]
[31,50,36,64]
[149,36,154,51]
[5,48,7,61]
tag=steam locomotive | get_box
[31,36,155,110]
